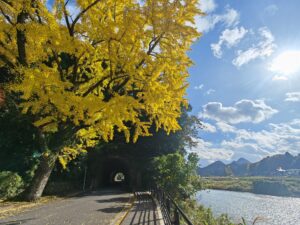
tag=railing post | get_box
[166,198,171,214]
[174,208,180,225]
[154,187,194,225]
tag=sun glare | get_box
[269,50,300,77]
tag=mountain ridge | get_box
[199,152,300,176]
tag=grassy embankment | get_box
[203,176,300,197]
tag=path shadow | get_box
[97,206,124,213]
[75,189,126,198]
[95,196,129,204]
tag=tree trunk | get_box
[16,11,27,66]
[24,152,58,201]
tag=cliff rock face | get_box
[199,153,300,176]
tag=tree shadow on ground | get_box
[95,196,129,204]
[97,206,124,213]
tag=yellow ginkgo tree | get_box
[0,0,201,200]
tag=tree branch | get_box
[0,6,14,25]
[82,74,129,97]
[136,33,164,68]
[82,75,109,97]
[0,54,14,68]
[16,11,27,66]
[63,0,72,36]
[69,0,101,36]
[0,0,12,7]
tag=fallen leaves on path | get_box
[0,196,62,219]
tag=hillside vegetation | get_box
[204,176,300,197]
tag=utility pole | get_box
[83,166,87,192]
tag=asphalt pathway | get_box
[0,190,131,225]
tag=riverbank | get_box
[203,176,300,197]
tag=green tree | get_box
[0,103,40,181]
[0,0,201,200]
[152,152,202,199]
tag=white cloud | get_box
[202,121,217,133]
[232,27,276,67]
[211,26,248,58]
[205,89,215,95]
[219,27,248,47]
[196,7,239,33]
[189,138,234,165]
[264,4,278,16]
[236,121,300,156]
[220,140,266,162]
[194,84,204,90]
[285,92,300,102]
[269,50,300,77]
[216,121,236,133]
[272,75,288,81]
[210,43,222,58]
[198,0,217,13]
[201,99,278,124]
[191,119,300,165]
[220,7,240,27]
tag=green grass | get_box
[203,176,300,197]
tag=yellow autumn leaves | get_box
[0,0,201,166]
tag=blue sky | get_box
[187,0,300,166]
[46,0,300,166]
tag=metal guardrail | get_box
[151,188,194,225]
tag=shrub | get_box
[0,171,24,199]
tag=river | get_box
[196,189,300,225]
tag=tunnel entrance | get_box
[101,157,130,188]
[88,150,147,190]
[113,172,125,183]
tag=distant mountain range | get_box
[199,152,300,176]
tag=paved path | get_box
[0,190,131,225]
[121,192,164,225]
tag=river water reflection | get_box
[197,189,300,225]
